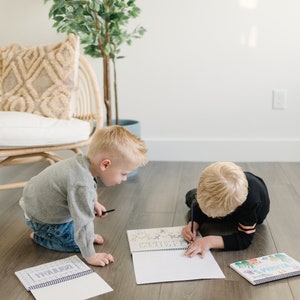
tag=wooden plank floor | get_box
[1,161,300,300]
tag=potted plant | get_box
[43,0,145,127]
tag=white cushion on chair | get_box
[0,111,91,147]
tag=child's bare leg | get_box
[94,234,104,245]
[30,232,34,240]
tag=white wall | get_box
[1,0,300,161]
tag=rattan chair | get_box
[0,55,103,190]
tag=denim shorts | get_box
[25,218,80,253]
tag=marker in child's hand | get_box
[103,209,115,214]
[95,209,115,216]
[190,202,194,242]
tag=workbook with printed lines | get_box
[15,255,113,300]
[127,226,225,284]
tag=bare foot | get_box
[94,234,104,245]
[30,232,34,240]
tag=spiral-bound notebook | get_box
[127,226,225,284]
[230,253,300,285]
[15,255,113,300]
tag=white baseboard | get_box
[145,138,300,162]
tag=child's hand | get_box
[184,238,209,258]
[184,235,224,258]
[182,222,197,243]
[85,253,114,267]
[94,201,107,217]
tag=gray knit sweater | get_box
[20,153,98,258]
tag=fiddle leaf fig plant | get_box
[44,0,146,125]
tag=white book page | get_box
[31,272,113,300]
[132,249,225,284]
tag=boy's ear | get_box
[100,159,111,171]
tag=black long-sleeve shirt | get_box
[190,172,270,250]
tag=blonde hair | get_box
[87,125,148,167]
[197,162,248,218]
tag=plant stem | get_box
[113,58,119,125]
[103,54,112,126]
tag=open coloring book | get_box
[127,226,225,284]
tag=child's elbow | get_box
[238,233,254,250]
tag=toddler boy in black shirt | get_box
[182,162,270,258]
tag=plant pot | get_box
[116,119,140,135]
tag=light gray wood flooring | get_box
[1,161,300,300]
